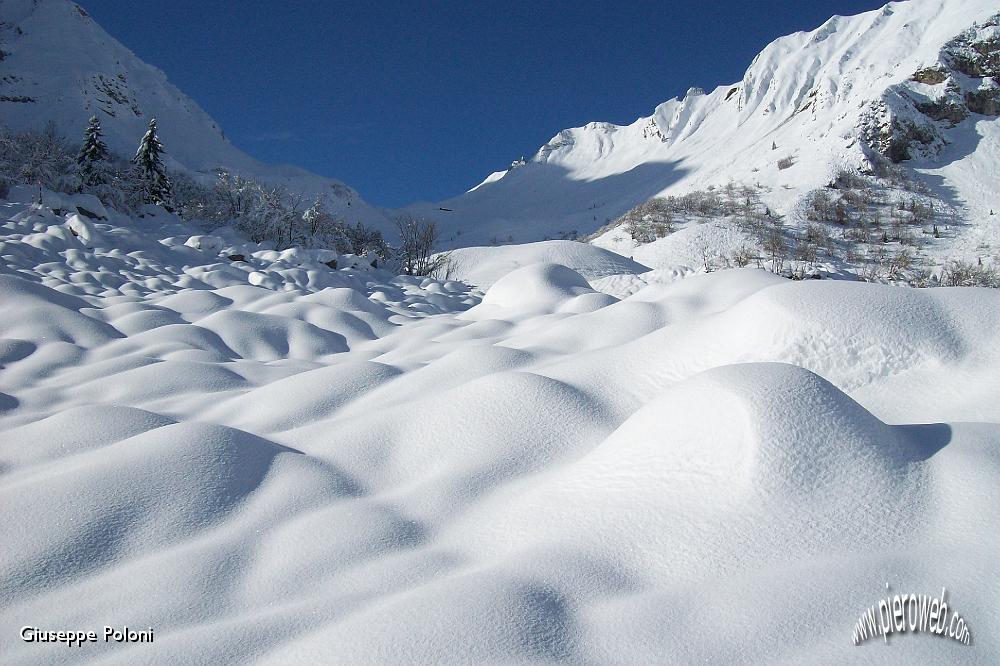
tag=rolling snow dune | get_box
[1,195,999,663]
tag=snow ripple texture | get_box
[1,196,999,664]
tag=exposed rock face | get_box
[944,17,1000,77]
[861,84,945,164]
[642,117,667,142]
[911,67,949,84]
[534,130,576,163]
[864,14,1000,163]
[965,84,1000,115]
[916,99,969,124]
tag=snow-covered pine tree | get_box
[132,118,173,208]
[77,115,111,188]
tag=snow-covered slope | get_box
[407,0,999,248]
[0,0,389,226]
[2,193,1000,663]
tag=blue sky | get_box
[80,0,889,207]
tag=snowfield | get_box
[2,194,999,664]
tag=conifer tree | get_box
[77,115,111,188]
[132,118,172,208]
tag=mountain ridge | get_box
[405,0,999,250]
[0,0,390,227]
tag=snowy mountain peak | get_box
[407,0,999,250]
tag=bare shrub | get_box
[908,198,935,225]
[0,121,76,192]
[731,245,756,267]
[886,248,913,280]
[762,229,787,272]
[805,189,835,222]
[839,188,869,210]
[395,214,444,276]
[803,223,834,256]
[859,246,917,282]
[616,197,674,243]
[201,172,360,251]
[345,221,390,258]
[794,239,819,265]
[830,167,868,190]
[939,259,1000,287]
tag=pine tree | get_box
[132,118,172,208]
[77,115,111,188]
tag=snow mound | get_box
[444,240,649,288]
[0,421,291,599]
[589,265,694,298]
[468,263,594,317]
[0,405,176,470]
[464,263,613,319]
[710,279,973,390]
[0,275,120,347]
[597,363,909,498]
[195,310,350,362]
[207,361,403,433]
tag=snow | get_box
[404,0,1000,256]
[592,217,757,272]
[2,0,1000,662]
[443,239,649,288]
[2,191,1000,663]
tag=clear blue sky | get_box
[79,0,888,207]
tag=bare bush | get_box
[201,172,318,249]
[908,198,935,225]
[170,171,218,220]
[830,167,868,190]
[395,214,444,276]
[345,220,390,259]
[803,223,834,256]
[616,186,766,246]
[298,197,350,252]
[777,155,796,170]
[859,246,915,282]
[617,197,674,243]
[839,188,870,211]
[731,245,756,267]
[939,259,1000,287]
[0,122,76,192]
[762,229,787,272]
[678,189,723,215]
[794,239,819,265]
[805,189,835,222]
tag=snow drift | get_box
[1,191,999,663]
